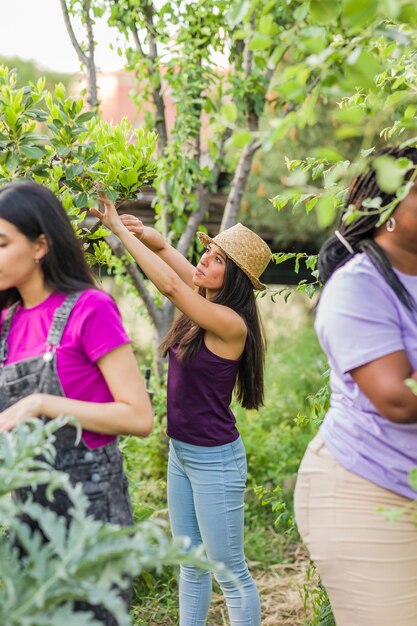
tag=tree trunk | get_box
[106,235,175,379]
[83,0,98,109]
[220,141,259,232]
[59,0,98,110]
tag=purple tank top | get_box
[166,342,241,446]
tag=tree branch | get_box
[59,0,88,66]
[220,142,258,231]
[161,299,176,335]
[177,182,211,257]
[244,11,258,132]
[131,25,145,58]
[106,235,164,330]
[143,4,169,153]
[220,74,321,231]
[83,0,98,109]
[176,126,230,253]
[59,0,98,110]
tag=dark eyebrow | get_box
[206,243,226,261]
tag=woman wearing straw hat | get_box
[91,194,271,626]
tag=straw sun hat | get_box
[197,223,271,291]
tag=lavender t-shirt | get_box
[316,253,417,499]
[1,290,130,449]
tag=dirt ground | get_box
[207,546,313,626]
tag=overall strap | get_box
[46,292,83,350]
[0,302,20,366]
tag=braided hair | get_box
[318,146,417,312]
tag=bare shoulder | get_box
[204,315,247,360]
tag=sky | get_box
[0,0,124,74]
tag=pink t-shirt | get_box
[0,289,131,448]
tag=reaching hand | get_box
[120,214,145,240]
[119,215,166,252]
[89,192,124,235]
[90,192,166,251]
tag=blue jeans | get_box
[167,436,261,626]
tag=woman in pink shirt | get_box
[0,180,153,625]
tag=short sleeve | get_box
[72,290,131,362]
[315,265,404,375]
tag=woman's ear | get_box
[35,234,49,260]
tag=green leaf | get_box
[299,26,328,53]
[57,145,70,157]
[119,168,139,189]
[345,50,381,90]
[249,33,273,52]
[6,150,19,172]
[316,195,337,228]
[220,102,238,123]
[405,378,417,397]
[294,4,309,20]
[306,196,319,212]
[268,45,287,69]
[87,226,111,239]
[342,0,379,28]
[20,145,45,160]
[230,129,252,148]
[343,209,363,225]
[73,192,88,209]
[409,467,417,491]
[334,105,365,124]
[373,156,413,194]
[65,163,83,180]
[77,111,96,125]
[361,148,376,157]
[313,148,344,162]
[226,0,251,28]
[386,91,408,108]
[309,0,341,24]
[404,105,417,120]
[399,4,417,24]
[376,505,406,523]
[54,82,66,100]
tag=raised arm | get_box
[90,196,247,345]
[118,214,195,288]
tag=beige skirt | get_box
[294,435,417,626]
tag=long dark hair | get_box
[318,146,417,312]
[160,257,266,410]
[0,180,96,312]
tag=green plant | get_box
[302,562,335,626]
[270,0,417,237]
[0,418,224,625]
[0,67,157,240]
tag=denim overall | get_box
[0,293,133,625]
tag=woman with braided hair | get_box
[294,145,417,626]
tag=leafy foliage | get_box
[302,563,336,626]
[0,418,222,625]
[0,66,157,264]
[270,0,417,233]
